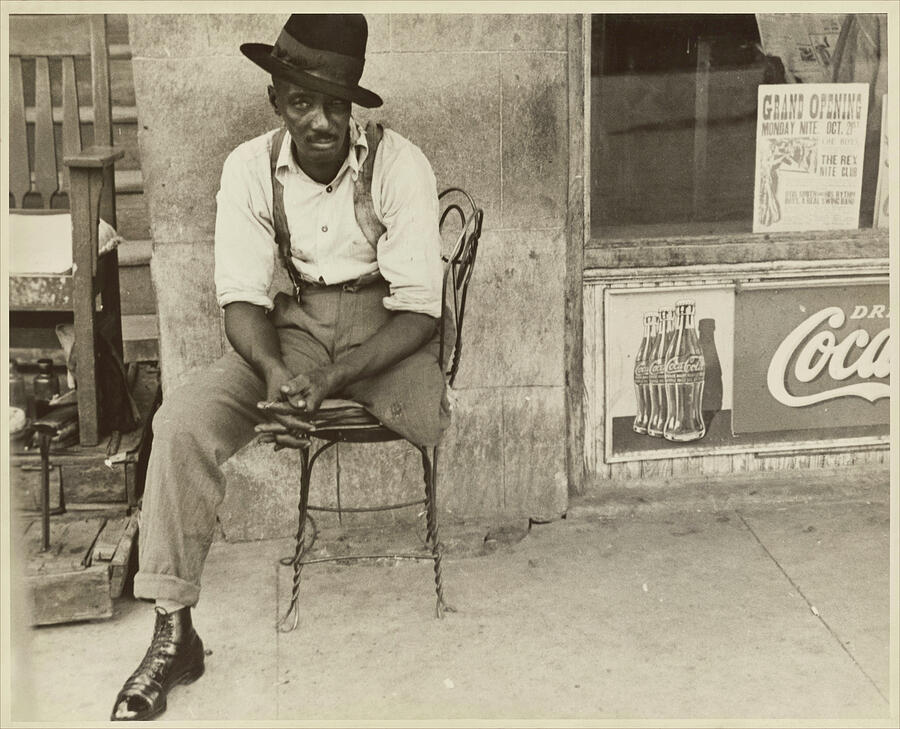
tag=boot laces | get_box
[131,612,180,685]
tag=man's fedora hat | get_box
[241,14,382,108]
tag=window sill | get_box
[584,226,889,270]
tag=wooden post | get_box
[65,146,124,446]
[68,165,103,445]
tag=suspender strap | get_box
[354,121,387,248]
[269,126,304,299]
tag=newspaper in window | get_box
[755,14,846,83]
[753,83,869,233]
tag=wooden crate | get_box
[20,509,140,626]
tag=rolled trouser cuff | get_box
[133,571,201,608]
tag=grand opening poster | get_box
[753,83,868,233]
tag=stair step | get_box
[115,169,143,194]
[117,238,152,267]
[114,193,150,240]
[110,44,132,61]
[122,314,159,364]
[122,314,158,340]
[118,240,156,316]
[106,14,131,46]
[33,167,142,197]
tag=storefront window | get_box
[590,13,888,239]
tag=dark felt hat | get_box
[241,14,382,108]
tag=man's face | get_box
[269,77,351,170]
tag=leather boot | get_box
[111,606,205,721]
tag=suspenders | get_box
[268,122,388,299]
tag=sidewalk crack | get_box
[736,511,887,704]
[274,558,282,719]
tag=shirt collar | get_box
[275,117,368,182]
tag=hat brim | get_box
[241,43,383,108]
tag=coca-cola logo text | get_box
[767,306,890,407]
[665,355,704,375]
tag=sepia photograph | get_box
[2,1,897,725]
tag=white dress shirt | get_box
[214,118,443,318]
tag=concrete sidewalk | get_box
[8,480,894,723]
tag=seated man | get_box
[112,14,448,721]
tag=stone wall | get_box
[129,13,570,537]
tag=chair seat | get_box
[310,398,402,443]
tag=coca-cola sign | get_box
[733,281,890,435]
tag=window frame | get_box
[582,13,890,273]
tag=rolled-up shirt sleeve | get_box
[214,146,277,311]
[374,139,443,319]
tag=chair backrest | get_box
[437,187,484,387]
[8,14,113,209]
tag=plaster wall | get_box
[129,13,570,535]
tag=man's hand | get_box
[254,365,339,450]
[255,361,315,451]
[279,366,340,415]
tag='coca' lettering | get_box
[664,355,704,375]
[767,306,890,407]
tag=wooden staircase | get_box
[107,14,158,363]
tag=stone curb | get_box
[567,465,890,522]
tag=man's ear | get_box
[267,85,280,116]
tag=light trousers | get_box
[133,280,449,606]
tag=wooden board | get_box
[107,511,139,599]
[8,273,75,311]
[92,515,129,562]
[25,517,105,575]
[10,464,63,512]
[20,508,138,624]
[22,514,111,625]
[26,566,113,626]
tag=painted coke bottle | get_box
[632,312,658,434]
[646,308,673,437]
[663,300,706,441]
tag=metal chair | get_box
[277,187,483,632]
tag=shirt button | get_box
[321,225,328,233]
[326,185,333,193]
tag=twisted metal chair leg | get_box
[420,446,450,618]
[278,445,312,632]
